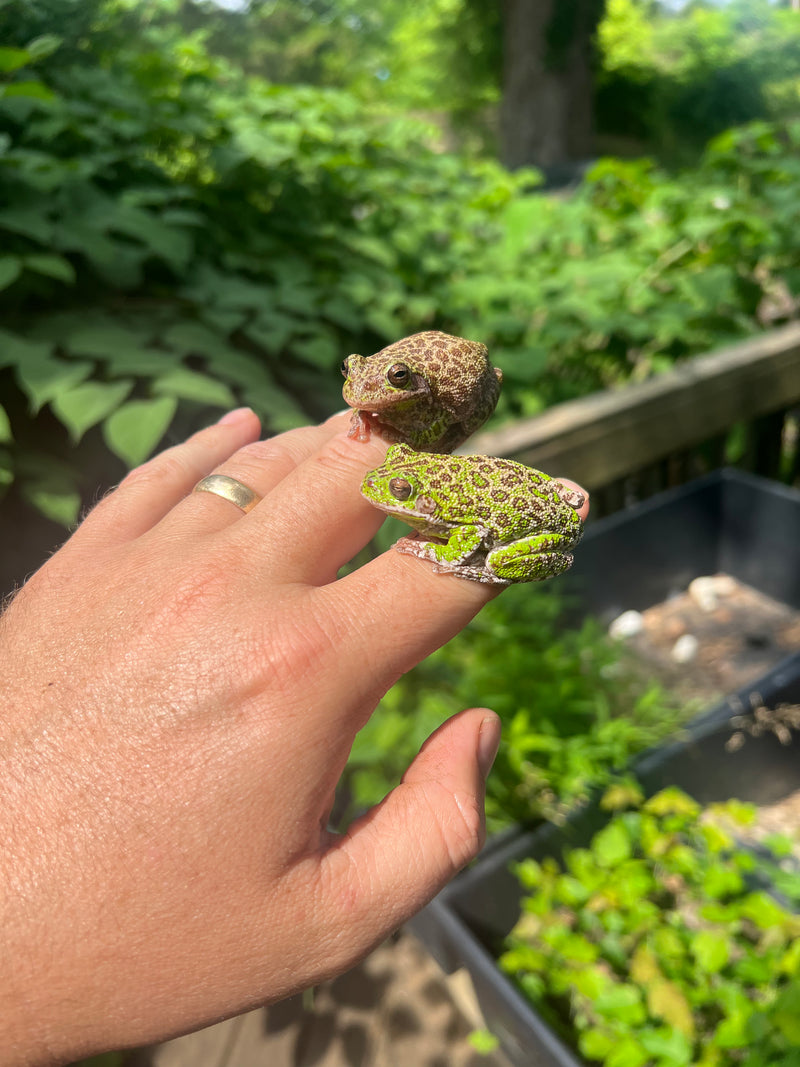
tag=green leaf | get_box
[22,483,81,526]
[162,322,240,361]
[592,820,632,867]
[466,1029,500,1055]
[594,983,646,1024]
[606,1035,649,1067]
[0,330,52,369]
[151,368,236,407]
[25,35,62,61]
[66,324,149,360]
[17,454,81,527]
[0,208,53,243]
[579,1027,615,1060]
[714,1004,753,1049]
[103,397,177,468]
[646,978,695,1039]
[51,380,134,443]
[772,985,800,1044]
[23,254,75,284]
[0,256,22,290]
[601,781,644,811]
[16,356,94,413]
[1,80,55,101]
[638,1027,692,1065]
[692,930,730,974]
[0,404,12,444]
[293,331,340,369]
[0,47,31,73]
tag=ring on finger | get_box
[193,474,262,514]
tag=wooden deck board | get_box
[464,323,800,488]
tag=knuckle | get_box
[316,432,387,478]
[121,447,195,491]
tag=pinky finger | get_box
[77,408,262,545]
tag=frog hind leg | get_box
[395,524,487,568]
[487,531,577,584]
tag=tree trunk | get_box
[500,0,604,174]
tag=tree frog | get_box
[361,445,585,585]
[342,330,502,454]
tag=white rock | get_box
[688,575,736,612]
[671,633,699,663]
[608,610,644,640]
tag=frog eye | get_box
[388,477,413,500]
[387,363,411,387]
[340,358,350,377]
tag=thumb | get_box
[316,707,501,959]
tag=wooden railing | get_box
[465,323,800,517]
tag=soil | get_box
[618,572,800,858]
[615,573,800,706]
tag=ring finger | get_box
[169,413,354,536]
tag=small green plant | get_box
[500,785,800,1067]
[468,1028,501,1055]
[343,586,691,833]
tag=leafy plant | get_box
[3,0,800,537]
[500,784,800,1066]
[598,0,800,160]
[0,1,526,525]
[343,586,690,833]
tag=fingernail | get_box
[217,407,255,426]
[477,714,501,779]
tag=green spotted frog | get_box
[342,331,502,454]
[361,445,585,585]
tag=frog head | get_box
[360,444,442,523]
[341,351,433,414]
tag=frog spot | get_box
[491,489,509,501]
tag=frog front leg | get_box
[347,409,373,442]
[486,531,578,584]
[395,524,487,571]
[348,409,407,444]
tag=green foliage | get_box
[3,0,800,530]
[501,786,800,1066]
[467,1028,501,1055]
[0,0,525,521]
[598,0,800,157]
[344,586,689,833]
[448,121,800,407]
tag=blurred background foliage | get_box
[2,0,800,825]
[1,0,800,530]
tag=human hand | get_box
[0,409,588,1065]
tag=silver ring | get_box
[193,474,261,513]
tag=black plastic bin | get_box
[410,654,800,1067]
[408,469,800,1067]
[561,467,800,620]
